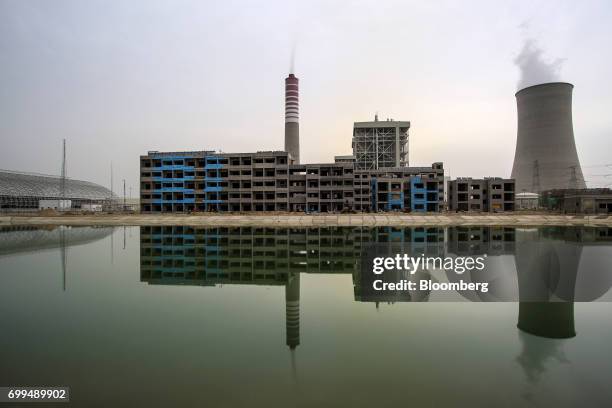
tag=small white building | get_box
[39,199,72,210]
[81,203,103,212]
[516,192,539,210]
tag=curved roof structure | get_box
[0,170,114,200]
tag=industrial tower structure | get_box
[284,73,300,164]
[511,82,586,193]
[352,116,409,170]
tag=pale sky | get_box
[1,0,611,193]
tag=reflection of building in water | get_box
[446,226,515,255]
[140,226,612,347]
[139,226,447,284]
[352,227,445,304]
[139,226,368,284]
[139,226,447,345]
[0,225,113,257]
[140,226,369,349]
[140,226,301,349]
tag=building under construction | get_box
[139,151,444,213]
[447,177,516,212]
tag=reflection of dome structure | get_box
[0,226,113,257]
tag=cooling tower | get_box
[511,82,586,192]
[284,73,300,164]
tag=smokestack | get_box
[511,82,586,193]
[285,73,300,164]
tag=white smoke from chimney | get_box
[514,39,565,91]
[289,36,298,74]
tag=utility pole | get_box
[110,161,114,211]
[60,139,66,211]
[123,179,126,211]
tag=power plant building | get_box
[540,189,612,214]
[139,72,443,213]
[139,150,444,213]
[511,82,586,193]
[352,118,409,170]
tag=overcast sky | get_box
[1,0,611,192]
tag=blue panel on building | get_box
[410,176,427,212]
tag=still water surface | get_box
[1,225,611,407]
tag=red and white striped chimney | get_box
[284,74,300,164]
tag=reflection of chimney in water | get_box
[285,272,300,349]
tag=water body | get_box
[1,225,611,407]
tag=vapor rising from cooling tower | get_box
[284,72,300,164]
[511,82,586,193]
[514,39,565,90]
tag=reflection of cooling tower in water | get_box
[285,272,300,349]
[511,83,586,193]
[517,303,575,339]
[515,229,580,338]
